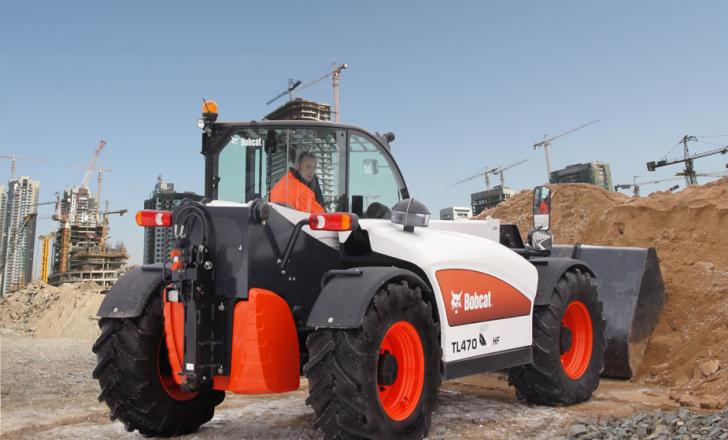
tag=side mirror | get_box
[363,159,379,176]
[533,186,551,231]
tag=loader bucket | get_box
[550,245,665,379]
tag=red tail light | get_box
[170,248,183,271]
[136,210,172,227]
[309,213,357,231]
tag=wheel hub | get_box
[560,326,573,354]
[560,300,594,380]
[378,350,398,386]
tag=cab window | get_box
[348,133,403,218]
[216,128,345,213]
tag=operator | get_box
[270,151,325,213]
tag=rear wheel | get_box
[304,280,441,439]
[508,268,605,405]
[92,291,224,436]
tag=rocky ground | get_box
[2,332,725,440]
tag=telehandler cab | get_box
[93,101,663,439]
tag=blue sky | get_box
[2,1,727,268]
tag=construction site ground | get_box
[0,332,692,440]
[2,178,727,439]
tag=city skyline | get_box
[3,1,727,269]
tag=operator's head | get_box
[295,151,317,182]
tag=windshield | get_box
[216,127,346,212]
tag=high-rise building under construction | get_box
[1,176,40,294]
[49,185,128,287]
[143,178,203,265]
[264,98,331,121]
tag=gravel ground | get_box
[1,333,721,440]
[565,407,728,440]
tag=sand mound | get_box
[0,281,103,340]
[477,178,728,407]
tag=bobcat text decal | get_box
[436,269,531,326]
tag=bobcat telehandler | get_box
[93,101,664,439]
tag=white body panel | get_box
[212,203,535,364]
[358,220,538,363]
[428,218,500,242]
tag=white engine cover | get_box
[358,220,538,363]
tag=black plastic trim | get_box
[306,266,429,329]
[529,257,595,306]
[97,267,165,318]
[442,346,533,380]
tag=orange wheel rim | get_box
[377,321,425,421]
[560,300,593,379]
[157,339,197,401]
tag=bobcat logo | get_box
[450,291,462,314]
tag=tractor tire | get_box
[304,280,441,440]
[508,268,605,406]
[92,291,225,437]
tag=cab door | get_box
[347,131,408,218]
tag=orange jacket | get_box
[270,170,325,213]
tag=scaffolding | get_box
[49,186,128,287]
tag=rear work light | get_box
[136,210,172,227]
[309,213,358,231]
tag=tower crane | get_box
[266,63,348,121]
[64,140,106,227]
[38,233,55,283]
[494,159,529,188]
[614,175,684,197]
[0,154,47,180]
[265,79,303,106]
[455,159,529,190]
[81,140,107,189]
[99,208,127,249]
[96,168,112,223]
[533,120,599,180]
[646,137,727,186]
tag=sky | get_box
[1,1,727,269]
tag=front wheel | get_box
[508,268,605,405]
[92,291,224,436]
[304,281,441,439]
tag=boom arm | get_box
[533,120,599,148]
[647,145,728,171]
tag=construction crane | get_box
[38,233,55,283]
[0,154,47,180]
[96,168,112,223]
[81,140,107,189]
[647,137,728,186]
[614,175,684,197]
[64,139,107,227]
[533,120,599,180]
[693,170,728,178]
[32,200,58,207]
[265,79,303,106]
[267,64,348,121]
[99,208,127,249]
[455,159,529,189]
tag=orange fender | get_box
[163,288,300,394]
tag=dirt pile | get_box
[477,178,728,408]
[0,281,103,339]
